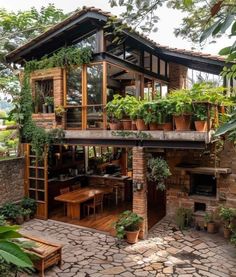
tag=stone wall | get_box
[165,142,236,219]
[0,157,25,206]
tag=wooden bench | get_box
[21,234,62,277]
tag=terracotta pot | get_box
[136,119,148,131]
[125,230,140,244]
[149,122,159,130]
[42,104,48,114]
[121,119,132,130]
[109,122,121,130]
[207,222,216,234]
[194,121,207,132]
[174,114,191,131]
[24,214,30,222]
[163,122,173,131]
[132,121,137,130]
[223,227,231,239]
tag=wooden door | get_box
[26,144,48,219]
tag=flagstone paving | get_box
[21,218,236,277]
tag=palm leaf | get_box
[0,241,33,268]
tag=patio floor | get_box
[20,218,236,277]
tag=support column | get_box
[132,147,148,239]
[169,62,188,90]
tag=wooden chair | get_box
[71,183,81,191]
[60,187,70,215]
[84,193,104,217]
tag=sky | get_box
[0,0,233,55]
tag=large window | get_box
[66,67,82,106]
[75,33,97,52]
[87,64,103,129]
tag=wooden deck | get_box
[49,202,131,233]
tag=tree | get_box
[109,1,236,73]
[0,4,68,98]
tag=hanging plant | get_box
[147,156,171,190]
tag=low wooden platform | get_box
[49,202,131,233]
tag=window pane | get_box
[125,46,141,66]
[144,52,151,70]
[152,56,158,73]
[66,107,82,128]
[160,59,166,76]
[87,64,103,105]
[66,67,82,106]
[87,106,103,129]
[75,33,97,52]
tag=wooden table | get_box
[54,187,111,219]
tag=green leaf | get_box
[0,241,33,268]
[200,19,222,43]
[219,46,232,56]
[220,14,235,34]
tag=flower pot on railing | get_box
[149,122,158,130]
[121,119,132,130]
[109,122,121,130]
[132,120,137,130]
[136,119,148,131]
[223,227,231,239]
[194,121,207,132]
[173,114,191,131]
[163,122,173,131]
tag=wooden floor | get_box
[49,202,131,233]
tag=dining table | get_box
[54,187,112,219]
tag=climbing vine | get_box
[11,45,92,158]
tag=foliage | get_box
[147,156,171,190]
[204,212,215,223]
[113,210,143,239]
[219,206,235,228]
[20,197,37,216]
[45,96,54,106]
[0,225,33,270]
[141,102,161,124]
[0,203,21,220]
[25,46,92,73]
[111,130,152,139]
[167,89,192,115]
[193,104,208,121]
[106,94,123,122]
[215,109,236,139]
[175,207,192,230]
[54,105,65,117]
[0,215,6,226]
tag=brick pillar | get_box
[132,147,148,239]
[169,62,188,90]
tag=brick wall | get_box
[132,147,148,238]
[30,67,64,129]
[0,157,25,206]
[169,62,188,90]
[165,143,236,219]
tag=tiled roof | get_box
[6,6,227,64]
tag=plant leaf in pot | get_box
[219,206,235,239]
[193,103,209,132]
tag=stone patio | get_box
[21,218,236,277]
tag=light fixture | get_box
[133,181,143,191]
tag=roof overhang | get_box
[6,11,108,63]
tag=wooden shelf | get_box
[175,166,231,175]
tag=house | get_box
[6,7,236,237]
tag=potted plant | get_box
[22,208,31,222]
[15,208,25,225]
[193,103,209,132]
[131,100,149,131]
[157,99,173,131]
[106,95,123,130]
[142,102,161,130]
[0,202,20,224]
[45,96,54,113]
[204,212,217,234]
[175,207,193,230]
[54,105,65,118]
[168,89,192,131]
[114,210,143,244]
[147,156,171,190]
[219,206,235,239]
[119,95,139,130]
[21,197,37,218]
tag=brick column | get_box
[132,147,148,239]
[169,62,187,90]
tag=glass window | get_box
[66,107,82,129]
[75,33,97,52]
[87,106,103,129]
[160,59,166,76]
[87,64,103,105]
[144,51,151,71]
[125,46,141,66]
[66,67,82,106]
[34,79,53,113]
[152,56,158,74]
